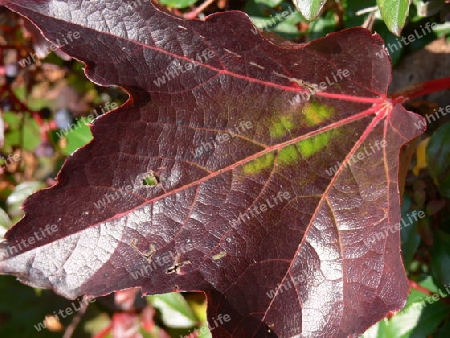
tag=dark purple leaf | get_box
[0,1,426,336]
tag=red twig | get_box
[92,322,113,338]
[62,297,91,338]
[184,0,216,20]
[391,77,450,104]
[408,279,433,295]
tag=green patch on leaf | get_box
[278,144,299,165]
[278,130,333,165]
[143,171,160,186]
[270,116,295,138]
[297,130,332,158]
[243,153,275,174]
[143,176,157,186]
[302,102,334,127]
[212,252,227,260]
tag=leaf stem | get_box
[408,279,433,295]
[390,77,450,104]
[184,0,216,20]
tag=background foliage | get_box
[0,0,449,337]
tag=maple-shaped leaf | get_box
[0,1,426,337]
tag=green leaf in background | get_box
[0,276,64,338]
[60,120,93,156]
[433,21,450,39]
[362,277,449,338]
[431,230,450,289]
[197,322,212,338]
[158,0,198,9]
[308,9,336,40]
[343,0,377,28]
[83,312,111,337]
[254,0,283,8]
[400,194,422,270]
[414,0,446,17]
[0,208,12,232]
[292,0,324,20]
[426,123,450,198]
[409,299,449,338]
[398,19,438,54]
[148,293,198,328]
[247,0,304,40]
[377,0,411,35]
[249,2,304,40]
[0,275,101,338]
[6,181,46,220]
[2,112,41,152]
[435,320,450,338]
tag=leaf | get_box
[308,9,336,40]
[0,208,12,232]
[247,2,304,40]
[0,1,426,337]
[2,111,41,152]
[254,0,284,8]
[0,113,3,148]
[416,0,446,17]
[362,278,450,338]
[292,0,324,20]
[400,194,421,270]
[149,293,198,328]
[377,0,411,36]
[159,0,198,9]
[60,121,93,156]
[427,123,450,198]
[430,230,450,288]
[6,181,46,219]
